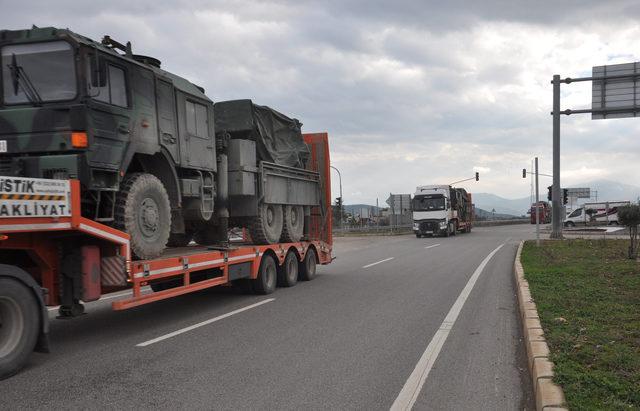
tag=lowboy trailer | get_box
[0,133,332,379]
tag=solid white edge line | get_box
[424,244,441,249]
[390,243,505,411]
[136,298,275,347]
[362,257,394,269]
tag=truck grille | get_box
[0,157,12,175]
[419,221,439,232]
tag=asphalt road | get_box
[0,225,536,410]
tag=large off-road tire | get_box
[277,251,299,287]
[115,173,171,259]
[252,254,277,295]
[299,248,317,281]
[0,278,39,380]
[281,205,304,243]
[249,204,283,245]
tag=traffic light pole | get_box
[551,75,563,239]
[330,166,343,229]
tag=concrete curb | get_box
[514,241,568,411]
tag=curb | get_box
[514,241,568,411]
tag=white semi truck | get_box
[412,185,473,237]
[564,201,630,227]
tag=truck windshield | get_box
[412,195,445,211]
[2,41,77,105]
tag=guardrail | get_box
[333,219,530,236]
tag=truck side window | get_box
[109,65,127,107]
[185,100,208,138]
[88,63,128,107]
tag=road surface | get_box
[0,225,536,410]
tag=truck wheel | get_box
[167,230,194,248]
[252,254,277,294]
[443,226,450,238]
[115,173,171,259]
[0,278,39,380]
[281,205,304,243]
[451,223,457,236]
[415,233,422,238]
[277,251,299,287]
[299,248,317,281]
[249,204,283,245]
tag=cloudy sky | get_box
[3,0,640,204]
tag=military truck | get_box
[0,27,319,258]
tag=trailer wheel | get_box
[115,173,171,259]
[278,252,299,287]
[299,248,317,281]
[249,204,283,244]
[281,206,304,243]
[252,254,277,295]
[0,278,39,380]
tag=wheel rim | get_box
[139,197,160,239]
[265,261,276,288]
[290,207,299,226]
[0,297,24,358]
[266,206,275,227]
[287,256,298,282]
[307,253,316,275]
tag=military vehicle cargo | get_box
[0,27,320,258]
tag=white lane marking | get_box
[362,257,395,269]
[47,287,151,312]
[391,243,505,411]
[424,244,440,249]
[136,299,275,347]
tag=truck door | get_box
[176,92,215,170]
[156,79,179,164]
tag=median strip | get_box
[136,298,275,347]
[362,257,394,269]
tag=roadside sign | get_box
[0,176,71,218]
[386,193,411,214]
[592,62,640,119]
[566,187,590,198]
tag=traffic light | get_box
[547,186,552,201]
[475,172,479,181]
[335,196,342,208]
[522,168,527,178]
[562,188,568,205]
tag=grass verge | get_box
[521,239,639,410]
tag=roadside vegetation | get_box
[521,239,640,410]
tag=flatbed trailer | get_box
[0,133,332,379]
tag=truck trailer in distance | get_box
[564,201,630,227]
[530,201,551,224]
[412,185,473,237]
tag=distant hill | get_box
[474,207,521,220]
[472,193,530,216]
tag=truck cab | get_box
[412,185,454,237]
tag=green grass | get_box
[521,239,640,411]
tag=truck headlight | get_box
[439,222,447,228]
[413,222,419,229]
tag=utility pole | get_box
[535,157,540,246]
[551,75,563,239]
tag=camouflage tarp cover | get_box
[214,99,309,168]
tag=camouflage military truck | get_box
[0,27,320,258]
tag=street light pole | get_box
[551,74,563,239]
[330,166,343,228]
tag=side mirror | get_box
[90,52,107,88]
